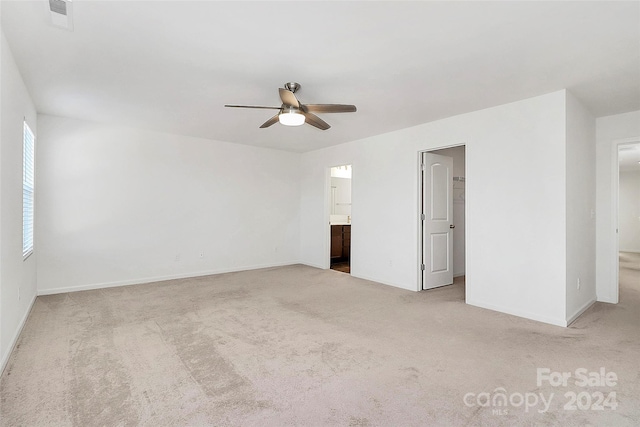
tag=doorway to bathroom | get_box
[329,164,352,274]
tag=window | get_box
[23,121,35,258]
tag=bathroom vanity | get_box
[331,224,351,262]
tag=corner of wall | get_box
[564,90,597,323]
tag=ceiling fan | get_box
[225,82,357,130]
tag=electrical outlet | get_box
[175,254,181,262]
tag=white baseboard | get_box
[299,261,326,270]
[597,295,617,304]
[299,262,417,292]
[298,263,417,292]
[466,298,568,327]
[37,261,299,296]
[1,295,37,376]
[348,272,416,292]
[566,298,597,326]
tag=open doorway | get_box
[617,141,640,302]
[329,165,352,274]
[419,146,466,291]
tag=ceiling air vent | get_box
[49,0,73,30]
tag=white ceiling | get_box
[2,1,639,153]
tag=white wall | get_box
[36,115,301,294]
[300,91,569,326]
[0,30,38,372]
[431,146,465,277]
[565,92,596,323]
[619,170,640,252]
[595,111,640,303]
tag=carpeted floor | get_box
[1,255,639,426]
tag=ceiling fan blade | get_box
[279,88,300,107]
[302,104,357,113]
[259,113,281,128]
[225,105,281,110]
[302,111,330,130]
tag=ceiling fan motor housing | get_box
[284,82,301,93]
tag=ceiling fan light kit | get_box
[278,106,305,126]
[225,82,356,130]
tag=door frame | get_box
[610,137,640,303]
[418,144,467,292]
[325,163,353,270]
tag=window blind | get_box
[23,121,35,258]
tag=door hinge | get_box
[421,213,426,221]
[420,162,426,171]
[421,264,426,271]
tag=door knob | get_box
[449,224,455,229]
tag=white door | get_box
[421,152,454,290]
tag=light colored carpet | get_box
[1,256,639,426]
